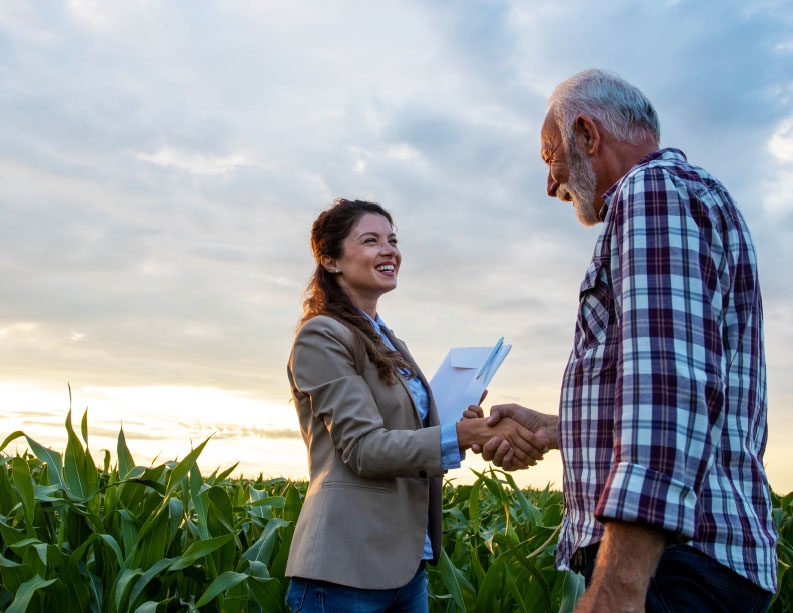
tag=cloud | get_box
[769,117,793,163]
[1,0,793,488]
[134,147,248,176]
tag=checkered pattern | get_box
[556,149,777,592]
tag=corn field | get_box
[1,409,791,612]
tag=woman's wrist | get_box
[455,418,492,451]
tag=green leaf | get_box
[170,534,235,571]
[205,486,236,536]
[164,436,211,498]
[98,533,126,570]
[193,571,249,608]
[247,576,285,612]
[24,437,65,490]
[213,463,239,484]
[502,472,542,525]
[0,517,27,547]
[0,552,34,594]
[117,426,136,479]
[0,458,15,513]
[438,547,469,611]
[559,570,586,613]
[126,557,175,611]
[130,503,171,570]
[11,458,35,534]
[282,482,302,524]
[6,575,57,613]
[113,568,144,612]
[469,476,483,521]
[63,408,90,498]
[189,464,210,540]
[0,430,25,453]
[81,408,90,446]
[241,518,289,567]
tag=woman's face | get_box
[326,213,401,314]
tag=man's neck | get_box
[591,138,659,220]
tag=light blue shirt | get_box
[365,312,462,560]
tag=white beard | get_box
[560,144,600,226]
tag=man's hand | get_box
[485,416,547,467]
[481,403,558,471]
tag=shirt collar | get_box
[360,309,388,333]
[599,148,686,221]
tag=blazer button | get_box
[419,470,427,478]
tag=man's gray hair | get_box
[548,69,661,148]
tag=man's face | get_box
[540,112,600,226]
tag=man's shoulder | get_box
[619,148,724,192]
[627,148,687,177]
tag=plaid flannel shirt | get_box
[556,148,777,592]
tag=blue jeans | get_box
[582,544,773,612]
[285,563,428,613]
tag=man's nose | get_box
[547,171,559,197]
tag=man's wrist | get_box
[542,415,560,449]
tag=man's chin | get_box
[573,199,601,227]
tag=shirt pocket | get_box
[574,257,612,358]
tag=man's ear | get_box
[320,255,337,273]
[573,114,600,156]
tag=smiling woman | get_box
[282,198,548,612]
[322,212,402,318]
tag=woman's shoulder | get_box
[297,314,354,341]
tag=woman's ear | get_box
[320,255,338,274]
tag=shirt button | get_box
[419,470,427,478]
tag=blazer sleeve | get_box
[289,316,445,479]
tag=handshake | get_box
[460,403,559,471]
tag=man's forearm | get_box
[575,521,667,613]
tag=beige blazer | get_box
[285,315,445,590]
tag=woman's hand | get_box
[484,416,548,468]
[481,404,558,471]
[456,415,547,468]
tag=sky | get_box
[1,0,792,492]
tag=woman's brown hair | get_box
[302,198,414,384]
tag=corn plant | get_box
[771,489,793,612]
[0,408,300,612]
[1,406,790,612]
[428,470,582,613]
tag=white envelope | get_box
[429,339,511,425]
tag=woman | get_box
[285,198,542,612]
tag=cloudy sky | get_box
[1,0,792,492]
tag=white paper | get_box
[429,339,511,425]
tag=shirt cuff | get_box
[594,461,698,539]
[440,422,462,470]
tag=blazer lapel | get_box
[381,326,439,427]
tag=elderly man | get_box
[476,69,778,611]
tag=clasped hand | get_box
[463,403,557,471]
